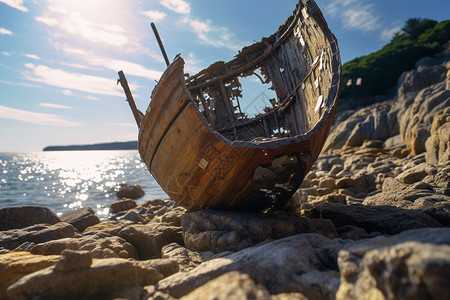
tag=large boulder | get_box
[0,252,59,299]
[337,228,450,300]
[118,223,183,259]
[0,206,60,230]
[157,233,347,300]
[318,203,442,235]
[182,210,338,253]
[6,249,164,300]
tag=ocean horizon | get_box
[0,150,167,218]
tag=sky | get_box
[0,0,449,152]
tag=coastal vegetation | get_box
[341,18,450,104]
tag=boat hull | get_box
[137,0,341,211]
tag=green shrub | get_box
[340,18,449,104]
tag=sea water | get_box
[0,151,167,217]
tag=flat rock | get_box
[30,232,138,259]
[182,210,338,253]
[337,228,450,300]
[157,233,347,299]
[363,188,450,211]
[7,254,164,300]
[118,223,183,259]
[0,206,60,230]
[59,207,100,232]
[0,222,76,250]
[0,252,59,299]
[318,203,442,235]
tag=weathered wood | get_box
[130,0,341,211]
[151,22,170,67]
[117,70,143,128]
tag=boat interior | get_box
[185,1,340,144]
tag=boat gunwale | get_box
[177,0,341,149]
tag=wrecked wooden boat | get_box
[119,0,341,211]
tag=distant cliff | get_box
[43,141,138,151]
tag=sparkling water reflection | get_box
[0,151,167,216]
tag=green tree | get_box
[340,18,449,106]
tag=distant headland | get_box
[43,141,138,151]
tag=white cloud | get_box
[61,89,100,101]
[184,52,203,75]
[60,46,163,80]
[324,0,380,32]
[2,51,11,56]
[24,54,40,60]
[0,0,27,12]
[160,0,190,14]
[114,122,136,128]
[39,102,72,109]
[85,95,100,101]
[35,0,134,48]
[182,17,243,52]
[342,7,379,32]
[0,28,12,35]
[141,10,167,22]
[23,63,125,97]
[380,26,402,41]
[0,105,81,127]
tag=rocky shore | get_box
[1,51,449,299]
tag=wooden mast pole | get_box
[151,22,170,67]
[117,70,143,129]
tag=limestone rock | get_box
[59,207,100,232]
[337,228,450,300]
[54,249,92,272]
[30,232,138,259]
[157,233,347,299]
[82,219,134,235]
[0,206,60,230]
[118,223,183,259]
[318,203,442,235]
[399,82,450,155]
[324,102,397,151]
[152,207,186,227]
[0,222,76,250]
[110,198,137,213]
[162,243,203,272]
[119,210,145,224]
[116,183,145,199]
[0,252,59,299]
[363,188,450,211]
[180,272,271,300]
[395,162,432,184]
[425,107,450,165]
[139,258,179,278]
[7,254,164,300]
[182,210,338,253]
